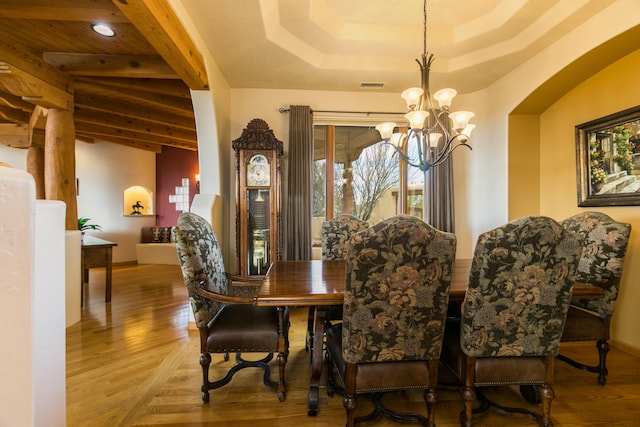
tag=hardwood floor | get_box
[67,264,640,426]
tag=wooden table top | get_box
[82,236,117,248]
[255,259,604,306]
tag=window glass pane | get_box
[333,162,345,216]
[313,124,400,227]
[406,133,425,220]
[351,140,399,224]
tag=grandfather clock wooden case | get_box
[232,119,283,276]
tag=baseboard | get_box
[114,260,138,267]
[611,339,640,358]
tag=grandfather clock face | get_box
[246,154,270,187]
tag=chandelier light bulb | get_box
[401,87,424,110]
[375,122,397,140]
[429,132,443,147]
[458,124,476,142]
[449,111,475,132]
[405,110,429,129]
[433,88,457,110]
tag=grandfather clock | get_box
[232,118,283,276]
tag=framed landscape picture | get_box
[576,105,640,206]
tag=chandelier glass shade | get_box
[376,0,474,173]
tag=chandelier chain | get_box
[423,0,427,57]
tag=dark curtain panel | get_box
[285,105,313,260]
[425,116,455,233]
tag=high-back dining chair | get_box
[558,211,631,385]
[306,215,369,353]
[322,214,370,260]
[325,215,456,426]
[172,212,289,403]
[440,216,583,426]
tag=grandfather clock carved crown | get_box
[232,119,283,276]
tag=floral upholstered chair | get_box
[172,212,289,403]
[558,211,631,385]
[306,215,369,354]
[321,214,369,260]
[440,216,583,427]
[325,215,456,427]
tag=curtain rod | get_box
[278,107,404,115]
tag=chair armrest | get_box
[227,273,264,297]
[575,276,613,289]
[194,280,255,304]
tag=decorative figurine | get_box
[131,201,144,215]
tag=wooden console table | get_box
[81,236,117,305]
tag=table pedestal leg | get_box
[308,307,328,416]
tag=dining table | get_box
[255,258,605,416]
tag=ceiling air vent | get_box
[360,82,385,89]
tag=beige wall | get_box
[535,49,640,352]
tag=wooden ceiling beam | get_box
[74,76,192,98]
[0,38,73,94]
[0,122,29,147]
[0,0,128,23]
[76,121,197,150]
[74,95,195,130]
[0,62,74,110]
[43,52,178,78]
[111,0,209,90]
[77,132,163,153]
[74,108,197,143]
[73,78,193,117]
[0,91,35,111]
[0,104,29,123]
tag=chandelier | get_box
[375,0,475,173]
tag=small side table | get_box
[81,236,117,305]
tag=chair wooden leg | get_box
[539,384,555,427]
[596,339,610,385]
[461,385,475,427]
[276,351,287,402]
[461,355,476,426]
[344,363,358,427]
[424,387,437,426]
[199,353,211,403]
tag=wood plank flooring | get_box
[67,264,640,426]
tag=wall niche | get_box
[123,186,154,216]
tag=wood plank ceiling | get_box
[0,0,208,153]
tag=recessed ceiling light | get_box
[91,23,116,37]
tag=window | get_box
[313,123,426,243]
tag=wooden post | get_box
[45,108,77,230]
[27,146,45,199]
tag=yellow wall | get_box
[508,115,540,219]
[511,49,640,352]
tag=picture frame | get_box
[576,105,640,206]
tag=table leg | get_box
[105,247,112,302]
[308,307,328,416]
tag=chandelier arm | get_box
[429,110,453,140]
[384,141,429,171]
[429,136,473,167]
